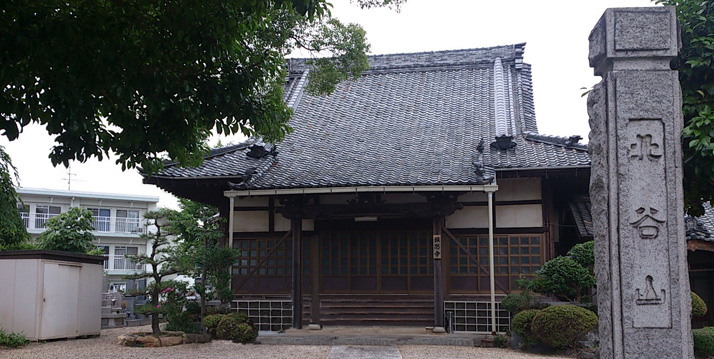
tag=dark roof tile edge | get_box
[524,132,588,151]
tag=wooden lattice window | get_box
[449,234,544,292]
[233,238,311,276]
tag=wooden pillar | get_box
[310,235,320,324]
[433,216,444,328]
[291,218,303,329]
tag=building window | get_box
[87,208,111,232]
[17,204,29,228]
[97,245,110,270]
[116,209,140,233]
[114,246,139,270]
[35,205,61,228]
[450,234,543,293]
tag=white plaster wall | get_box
[496,204,543,228]
[234,211,270,232]
[457,192,489,202]
[496,178,542,201]
[233,210,314,232]
[235,197,269,207]
[446,206,490,228]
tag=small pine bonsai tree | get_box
[125,209,189,335]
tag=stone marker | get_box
[588,6,693,359]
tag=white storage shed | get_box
[0,250,104,340]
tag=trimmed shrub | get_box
[529,256,595,303]
[206,306,232,315]
[531,305,598,349]
[692,291,708,317]
[501,291,549,315]
[164,311,202,334]
[216,313,257,343]
[567,241,594,270]
[203,314,225,337]
[511,309,541,347]
[694,327,714,356]
[0,328,29,349]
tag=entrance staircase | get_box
[307,295,434,327]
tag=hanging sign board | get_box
[433,234,442,259]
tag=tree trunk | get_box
[200,238,207,331]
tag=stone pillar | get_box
[588,7,692,359]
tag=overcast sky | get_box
[1,0,655,209]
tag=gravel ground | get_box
[0,326,574,359]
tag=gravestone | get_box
[588,7,693,359]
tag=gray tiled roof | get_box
[152,44,590,189]
[568,197,593,238]
[569,198,714,242]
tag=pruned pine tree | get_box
[125,209,187,336]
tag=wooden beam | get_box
[688,239,714,253]
[291,218,303,329]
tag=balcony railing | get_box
[33,213,59,229]
[22,213,145,234]
[114,217,143,234]
[100,255,144,272]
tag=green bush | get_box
[692,291,708,317]
[694,327,714,356]
[511,309,541,347]
[501,291,549,315]
[493,334,508,348]
[531,305,598,349]
[216,314,257,343]
[203,314,225,337]
[0,328,29,349]
[164,311,202,334]
[206,306,232,315]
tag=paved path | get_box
[328,345,402,359]
[0,326,574,359]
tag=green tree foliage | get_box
[0,145,28,250]
[126,209,190,335]
[528,256,596,303]
[37,207,96,253]
[0,0,401,173]
[654,0,714,215]
[500,290,549,315]
[169,198,239,325]
[566,240,594,271]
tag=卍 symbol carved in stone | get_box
[635,275,666,305]
[630,207,665,239]
[629,134,662,161]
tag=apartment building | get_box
[16,188,159,292]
